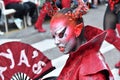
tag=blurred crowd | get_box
[0,0,108,34]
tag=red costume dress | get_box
[57,25,114,80]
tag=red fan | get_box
[0,41,55,80]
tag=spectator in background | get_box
[22,0,37,26]
[4,0,29,29]
[4,0,27,19]
[90,0,98,9]
[4,0,37,28]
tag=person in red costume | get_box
[48,7,114,79]
[34,0,71,32]
[103,0,120,75]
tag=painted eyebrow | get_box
[58,27,67,38]
[61,27,67,34]
[55,27,67,35]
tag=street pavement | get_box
[0,4,120,80]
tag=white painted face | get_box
[50,17,77,54]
